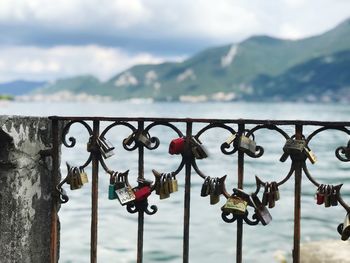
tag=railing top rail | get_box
[49,116,350,126]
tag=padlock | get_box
[210,178,220,205]
[171,173,178,193]
[69,167,83,190]
[167,173,174,193]
[330,185,338,207]
[79,167,89,184]
[115,171,136,205]
[115,172,126,190]
[262,184,269,207]
[115,185,136,205]
[283,139,306,155]
[152,169,161,195]
[272,182,280,201]
[250,194,272,226]
[221,195,247,215]
[108,172,118,200]
[324,185,332,208]
[304,147,317,164]
[169,137,185,155]
[159,174,170,200]
[123,133,135,146]
[316,184,325,205]
[87,135,94,152]
[191,137,208,159]
[134,186,151,202]
[337,213,350,241]
[137,132,151,147]
[201,176,211,197]
[224,133,237,146]
[268,185,275,209]
[238,135,256,155]
[97,136,115,159]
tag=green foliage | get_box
[0,94,14,101]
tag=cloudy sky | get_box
[0,0,349,82]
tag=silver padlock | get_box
[97,136,115,159]
[238,135,256,155]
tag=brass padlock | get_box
[171,173,178,193]
[79,167,88,184]
[221,195,247,215]
[224,133,237,146]
[69,167,83,190]
[97,136,115,159]
[200,176,211,197]
[250,194,272,226]
[124,133,135,146]
[210,178,220,205]
[238,135,256,155]
[167,173,174,193]
[304,147,317,164]
[272,182,280,201]
[159,174,170,200]
[337,213,350,241]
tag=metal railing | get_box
[49,117,350,263]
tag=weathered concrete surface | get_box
[301,240,350,263]
[0,116,57,263]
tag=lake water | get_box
[1,101,350,262]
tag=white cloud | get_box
[0,45,179,82]
[0,0,349,82]
[0,0,151,29]
[0,0,348,43]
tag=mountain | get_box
[250,50,350,102]
[34,75,104,95]
[33,18,350,101]
[0,80,46,96]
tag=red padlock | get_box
[134,186,151,202]
[169,137,185,155]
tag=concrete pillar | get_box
[0,116,58,263]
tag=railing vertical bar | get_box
[236,123,245,263]
[91,120,100,263]
[137,121,145,263]
[183,121,193,263]
[50,119,59,263]
[293,124,303,263]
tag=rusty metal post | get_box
[293,125,303,263]
[91,120,100,263]
[50,119,59,263]
[183,121,193,263]
[236,123,245,263]
[137,121,145,263]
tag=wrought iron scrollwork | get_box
[55,117,350,237]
